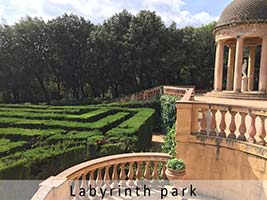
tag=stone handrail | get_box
[32,153,171,200]
[176,101,267,146]
[114,85,195,102]
[180,88,195,101]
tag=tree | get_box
[125,10,166,91]
[46,14,95,100]
[0,11,218,103]
[12,17,51,103]
[92,10,133,98]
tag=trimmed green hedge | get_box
[106,108,155,151]
[0,108,115,122]
[0,128,65,140]
[0,111,131,131]
[0,139,27,156]
[0,142,89,179]
[0,103,157,180]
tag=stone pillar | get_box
[233,36,244,92]
[259,35,267,92]
[214,40,224,91]
[241,77,248,92]
[226,45,235,91]
[248,46,256,91]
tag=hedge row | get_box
[0,104,157,180]
[0,107,115,122]
[0,139,27,157]
[47,130,103,144]
[0,107,84,114]
[0,104,95,109]
[0,111,132,131]
[106,108,155,151]
[0,142,88,179]
[0,128,65,140]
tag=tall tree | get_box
[46,14,95,100]
[125,10,166,90]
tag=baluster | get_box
[209,109,217,136]
[152,161,158,180]
[144,161,150,180]
[80,174,87,190]
[88,170,95,188]
[73,177,80,198]
[259,116,266,146]
[237,112,247,141]
[111,164,118,187]
[161,161,167,180]
[120,163,127,186]
[136,161,142,180]
[200,109,207,134]
[219,110,227,137]
[104,166,110,188]
[228,111,237,139]
[127,162,135,186]
[128,162,134,180]
[96,168,103,188]
[248,113,257,143]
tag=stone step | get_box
[205,91,267,100]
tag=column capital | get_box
[216,39,225,46]
[227,44,236,49]
[236,35,245,40]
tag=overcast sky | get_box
[0,0,232,27]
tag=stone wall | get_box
[114,85,195,102]
[176,101,267,200]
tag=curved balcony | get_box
[32,153,171,200]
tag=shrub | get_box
[162,125,176,157]
[159,95,178,131]
[0,104,156,179]
[99,143,126,156]
[167,158,185,171]
[106,99,161,131]
[106,108,155,151]
[0,128,65,140]
[0,143,87,179]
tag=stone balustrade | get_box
[32,153,171,200]
[177,101,267,146]
[114,85,195,102]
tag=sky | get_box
[0,0,232,27]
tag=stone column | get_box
[226,45,235,91]
[214,40,224,91]
[248,46,256,91]
[259,35,267,92]
[233,36,244,92]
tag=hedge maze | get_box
[0,104,155,179]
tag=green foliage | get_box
[0,128,64,140]
[0,104,156,179]
[167,158,185,171]
[99,143,126,157]
[0,143,86,179]
[0,11,216,104]
[159,95,178,130]
[161,125,176,157]
[0,139,27,156]
[106,108,155,151]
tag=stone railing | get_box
[32,153,171,200]
[114,85,195,102]
[176,101,267,146]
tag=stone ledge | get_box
[177,134,267,160]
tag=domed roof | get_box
[216,0,267,29]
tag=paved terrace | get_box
[195,94,267,108]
